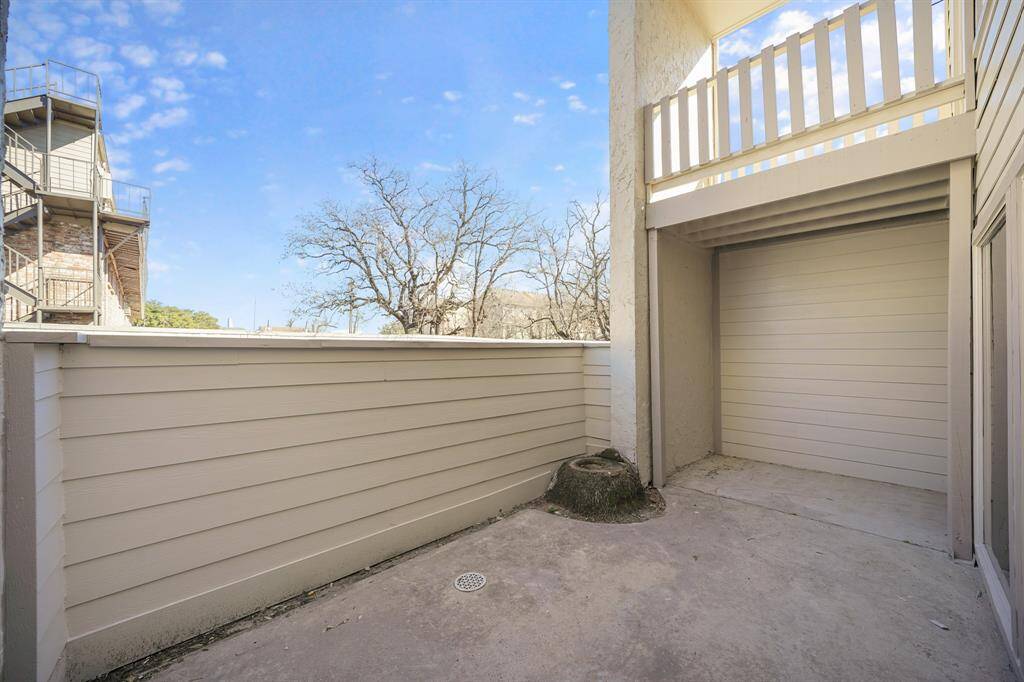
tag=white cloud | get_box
[481,104,499,112]
[149,76,189,102]
[513,112,542,125]
[169,39,221,69]
[534,98,546,107]
[375,72,392,81]
[596,73,608,84]
[113,94,146,119]
[442,90,462,102]
[559,80,576,90]
[201,51,228,69]
[718,30,756,60]
[97,0,132,27]
[304,126,324,136]
[765,9,815,47]
[513,91,530,101]
[153,157,190,174]
[193,135,215,145]
[226,128,248,139]
[419,161,452,172]
[121,44,157,67]
[553,164,565,172]
[141,0,183,22]
[567,95,591,112]
[106,146,134,180]
[149,260,171,275]
[173,49,198,66]
[109,106,188,144]
[401,96,416,104]
[154,148,168,157]
[30,11,67,40]
[67,36,113,61]
[148,107,189,128]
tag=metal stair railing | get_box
[3,243,39,322]
[41,267,94,309]
[4,243,38,296]
[3,124,43,186]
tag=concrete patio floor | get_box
[146,456,1014,681]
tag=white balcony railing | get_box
[645,0,966,195]
[5,60,101,108]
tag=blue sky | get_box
[10,0,609,330]
[10,0,946,330]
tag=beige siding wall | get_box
[14,336,612,680]
[718,222,949,491]
[22,121,95,197]
[584,345,611,452]
[22,121,94,163]
[975,0,1024,226]
[34,346,67,682]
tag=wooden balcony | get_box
[643,0,973,238]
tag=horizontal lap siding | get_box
[718,222,949,491]
[35,345,68,682]
[58,343,599,680]
[975,0,1024,225]
[583,345,611,453]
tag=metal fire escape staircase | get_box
[3,124,45,321]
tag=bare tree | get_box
[525,197,610,340]
[286,159,531,335]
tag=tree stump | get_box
[546,449,645,517]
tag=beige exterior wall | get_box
[973,0,1024,662]
[2,332,610,680]
[584,345,611,452]
[22,121,94,163]
[22,121,95,197]
[974,0,1024,230]
[34,345,67,682]
[3,343,68,682]
[609,0,710,483]
[654,228,714,475]
[717,221,950,491]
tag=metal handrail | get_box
[3,124,43,184]
[41,267,94,308]
[103,179,151,219]
[4,244,38,293]
[41,153,95,197]
[4,60,101,107]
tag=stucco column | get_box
[609,0,651,482]
[608,0,710,484]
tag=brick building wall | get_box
[4,217,133,324]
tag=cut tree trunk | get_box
[546,449,644,516]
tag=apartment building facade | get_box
[2,60,149,325]
[610,0,1024,671]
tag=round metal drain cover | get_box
[454,572,486,592]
